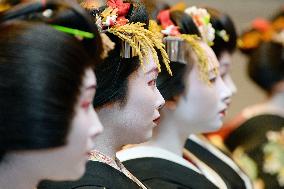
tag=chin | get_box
[199,120,222,133]
[208,120,222,132]
[133,130,153,144]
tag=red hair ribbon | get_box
[107,0,130,24]
[157,9,180,36]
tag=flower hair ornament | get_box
[94,0,172,75]
[156,7,216,83]
[238,17,284,52]
[184,6,215,46]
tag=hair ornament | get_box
[156,7,212,82]
[51,25,95,39]
[157,9,180,36]
[180,34,215,84]
[216,29,230,42]
[184,6,215,46]
[95,0,172,75]
[238,17,284,51]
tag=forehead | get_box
[143,51,158,73]
[199,41,219,70]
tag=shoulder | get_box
[123,157,218,189]
[225,114,284,149]
[38,161,141,189]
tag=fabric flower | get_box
[184,6,215,45]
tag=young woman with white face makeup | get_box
[185,7,253,189]
[38,1,170,189]
[117,7,231,189]
[0,1,103,189]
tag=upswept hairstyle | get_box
[238,16,284,93]
[247,42,284,92]
[157,9,201,101]
[0,0,102,161]
[88,1,150,108]
[206,7,237,58]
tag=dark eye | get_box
[221,74,226,79]
[209,77,217,84]
[148,79,156,86]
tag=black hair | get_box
[90,2,149,108]
[206,7,237,58]
[248,42,284,92]
[157,10,200,101]
[140,0,169,20]
[0,0,102,161]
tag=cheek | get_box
[186,76,219,113]
[130,82,156,115]
[68,111,91,147]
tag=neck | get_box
[269,90,284,108]
[93,108,128,159]
[145,108,190,156]
[93,131,121,159]
[0,154,40,189]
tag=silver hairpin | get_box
[120,41,138,58]
[164,36,187,64]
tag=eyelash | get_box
[209,77,217,84]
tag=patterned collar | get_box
[89,150,148,189]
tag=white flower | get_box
[103,15,117,27]
[161,25,176,36]
[207,23,216,42]
[185,6,198,16]
[184,6,215,44]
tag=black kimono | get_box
[118,146,218,189]
[184,135,253,189]
[224,114,284,189]
[38,151,149,189]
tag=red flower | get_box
[157,9,181,36]
[107,0,130,17]
[252,18,271,33]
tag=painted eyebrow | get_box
[146,67,159,75]
[85,84,97,90]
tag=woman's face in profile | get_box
[37,68,103,181]
[96,52,165,145]
[174,42,232,133]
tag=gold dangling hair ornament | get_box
[108,22,172,75]
[156,8,213,83]
[179,34,213,84]
[95,0,172,75]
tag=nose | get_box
[225,75,237,95]
[155,87,165,110]
[90,109,103,139]
[218,77,232,104]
